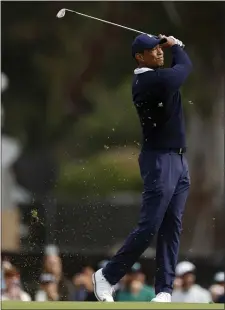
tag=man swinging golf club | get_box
[92,33,193,303]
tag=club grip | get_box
[160,38,167,44]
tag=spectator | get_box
[35,273,59,301]
[2,265,31,301]
[209,284,224,303]
[115,262,155,302]
[72,266,95,301]
[211,271,224,303]
[42,253,74,301]
[172,261,211,303]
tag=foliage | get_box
[57,146,142,198]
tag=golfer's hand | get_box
[159,34,184,48]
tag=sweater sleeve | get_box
[158,45,193,93]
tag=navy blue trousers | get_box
[103,150,190,295]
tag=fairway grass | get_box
[2,301,224,310]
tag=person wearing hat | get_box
[72,266,95,301]
[35,273,59,301]
[115,262,155,302]
[209,284,224,303]
[93,33,193,303]
[172,261,211,303]
[211,271,225,303]
[42,252,74,301]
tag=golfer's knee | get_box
[137,220,158,238]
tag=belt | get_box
[142,147,187,154]
[141,144,187,154]
[169,148,186,154]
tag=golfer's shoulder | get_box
[135,70,159,84]
[133,69,170,91]
[153,68,178,86]
[155,67,174,77]
[137,68,172,80]
[143,69,171,88]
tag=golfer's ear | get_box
[135,53,143,62]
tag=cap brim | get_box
[143,38,166,50]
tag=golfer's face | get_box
[143,45,164,68]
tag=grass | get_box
[2,301,224,310]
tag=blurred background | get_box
[1,1,224,303]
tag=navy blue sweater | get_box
[132,45,193,150]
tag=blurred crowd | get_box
[1,253,224,304]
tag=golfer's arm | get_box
[160,45,193,91]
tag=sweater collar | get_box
[134,67,154,75]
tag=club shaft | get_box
[65,9,147,35]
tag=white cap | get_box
[44,244,59,256]
[214,272,225,283]
[175,261,196,277]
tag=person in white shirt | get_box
[2,265,31,301]
[172,261,211,303]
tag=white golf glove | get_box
[169,36,185,48]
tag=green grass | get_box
[2,301,224,310]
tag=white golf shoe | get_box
[92,268,114,302]
[151,292,172,302]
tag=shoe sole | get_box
[92,273,103,302]
[92,273,113,302]
[151,299,171,303]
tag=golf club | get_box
[56,8,162,39]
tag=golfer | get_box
[93,34,193,303]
